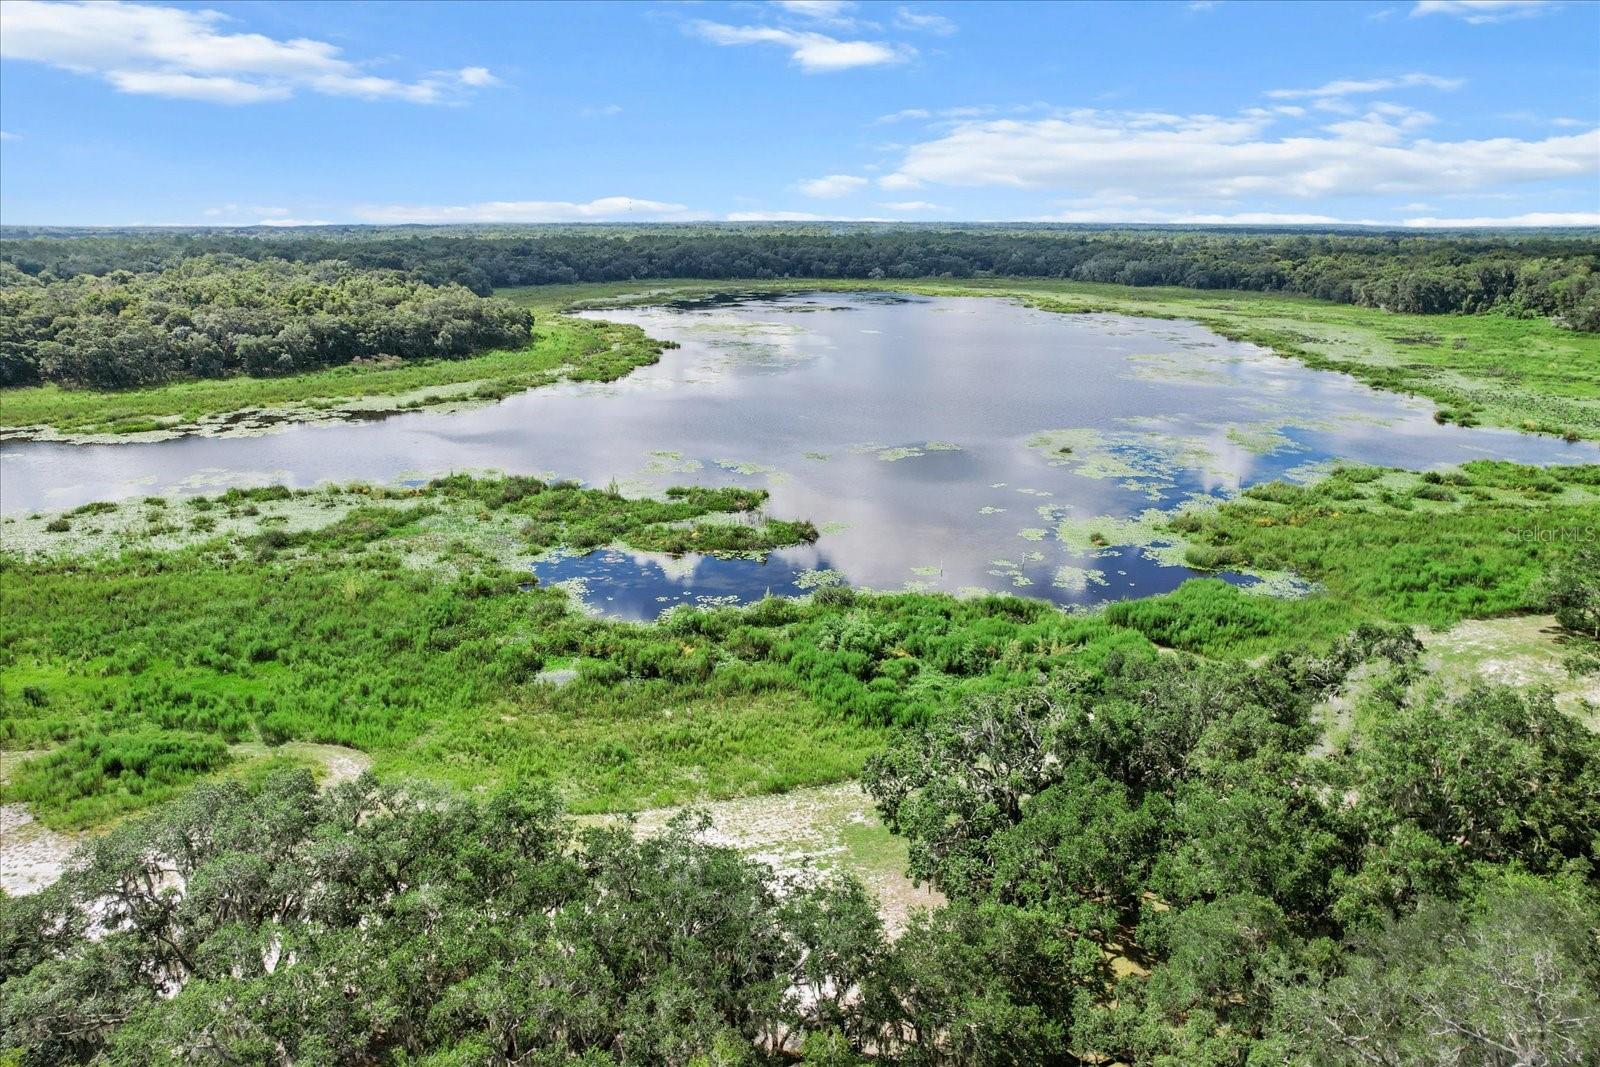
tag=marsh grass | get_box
[4,462,1596,830]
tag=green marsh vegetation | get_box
[1106,460,1600,653]
[0,476,838,828]
[3,461,1594,832]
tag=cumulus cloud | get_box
[796,174,870,197]
[1411,1,1553,23]
[1266,72,1463,100]
[353,197,693,224]
[690,21,911,71]
[881,200,948,212]
[878,108,1599,203]
[1402,211,1600,226]
[0,1,500,104]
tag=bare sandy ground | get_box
[592,781,942,937]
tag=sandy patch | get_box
[1421,614,1599,723]
[591,781,940,937]
[0,803,80,896]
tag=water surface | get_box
[4,292,1593,617]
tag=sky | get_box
[0,0,1597,228]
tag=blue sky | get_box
[1,0,1596,227]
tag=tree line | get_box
[0,255,533,388]
[4,224,1598,330]
[3,620,1596,1065]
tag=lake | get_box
[3,292,1594,617]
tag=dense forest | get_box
[4,224,1598,333]
[0,256,533,388]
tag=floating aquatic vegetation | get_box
[847,440,963,463]
[1051,565,1108,593]
[794,568,847,589]
[1018,528,1047,541]
[979,506,1007,515]
[1050,509,1173,553]
[714,458,779,477]
[1124,351,1239,386]
[644,450,704,475]
[1225,424,1302,455]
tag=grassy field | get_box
[5,278,1598,441]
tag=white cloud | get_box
[1188,1,1221,10]
[456,66,502,88]
[894,7,958,34]
[879,109,1600,202]
[354,197,692,224]
[1402,211,1600,226]
[874,108,933,124]
[691,21,911,71]
[0,131,18,141]
[255,217,331,227]
[580,103,624,117]
[104,70,291,104]
[797,174,869,197]
[0,1,499,104]
[1411,1,1553,23]
[881,200,948,212]
[772,1,856,21]
[1266,72,1463,100]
